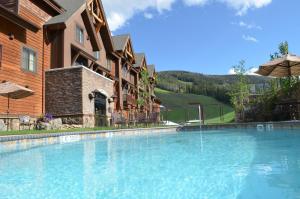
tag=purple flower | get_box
[44,113,53,122]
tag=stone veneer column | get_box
[82,67,114,127]
[45,67,83,124]
[46,66,115,128]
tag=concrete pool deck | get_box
[180,121,300,131]
[0,127,181,151]
[0,126,179,143]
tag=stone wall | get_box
[45,67,83,117]
[82,67,114,120]
[45,66,115,127]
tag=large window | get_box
[76,25,84,44]
[22,47,37,72]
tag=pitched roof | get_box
[133,53,145,68]
[45,0,85,25]
[147,65,155,77]
[45,0,115,52]
[112,34,130,51]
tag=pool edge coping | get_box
[0,126,181,143]
[180,121,300,131]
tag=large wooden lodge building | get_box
[0,0,160,127]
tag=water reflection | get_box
[2,131,300,198]
[238,130,300,199]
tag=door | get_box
[94,92,107,127]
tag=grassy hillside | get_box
[155,88,235,124]
[157,71,270,104]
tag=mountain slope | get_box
[157,70,270,104]
[155,88,234,124]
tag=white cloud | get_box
[220,0,272,16]
[247,67,259,75]
[228,68,236,75]
[102,0,272,31]
[183,0,208,6]
[228,67,259,75]
[232,21,262,30]
[242,34,258,43]
[107,12,127,32]
[144,12,154,19]
[102,0,176,31]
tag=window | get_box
[122,66,128,78]
[76,25,84,44]
[0,45,2,68]
[94,51,100,60]
[107,59,112,70]
[22,47,37,72]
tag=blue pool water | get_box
[1,129,300,199]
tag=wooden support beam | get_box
[71,52,80,65]
[81,9,101,51]
[89,62,95,69]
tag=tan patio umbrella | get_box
[0,81,34,130]
[255,54,300,77]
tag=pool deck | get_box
[0,126,180,143]
[180,121,300,131]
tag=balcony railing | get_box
[122,72,136,85]
[123,94,136,106]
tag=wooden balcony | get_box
[122,76,135,86]
[123,94,136,107]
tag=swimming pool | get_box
[1,129,300,199]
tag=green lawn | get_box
[155,88,235,124]
[0,127,115,136]
[0,125,170,136]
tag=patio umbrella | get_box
[0,81,34,130]
[255,54,300,77]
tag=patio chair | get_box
[137,112,147,126]
[19,116,34,130]
[128,112,137,126]
[112,113,127,127]
[149,112,160,125]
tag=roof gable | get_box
[125,37,134,61]
[134,53,147,69]
[45,0,85,25]
[46,0,115,53]
[147,65,156,78]
[112,35,129,51]
[112,34,135,62]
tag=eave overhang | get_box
[0,5,40,32]
[40,0,65,14]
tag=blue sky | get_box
[102,0,300,75]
